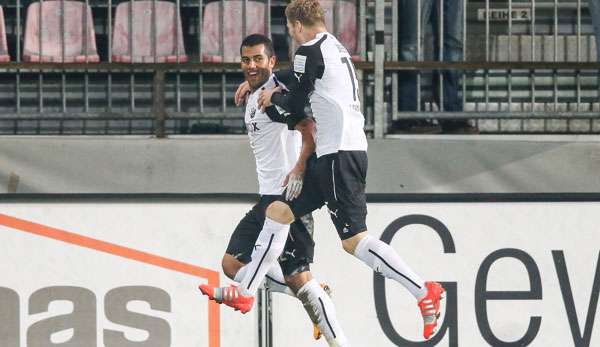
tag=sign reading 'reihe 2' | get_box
[478,9,532,21]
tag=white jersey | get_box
[272,32,368,158]
[245,75,302,195]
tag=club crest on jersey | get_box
[250,108,256,119]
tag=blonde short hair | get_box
[285,0,325,26]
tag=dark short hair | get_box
[240,34,274,57]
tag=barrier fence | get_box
[0,0,599,136]
[1,196,600,346]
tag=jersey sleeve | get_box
[273,70,294,87]
[265,91,309,130]
[271,44,324,118]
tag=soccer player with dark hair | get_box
[199,33,350,346]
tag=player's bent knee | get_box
[342,241,355,255]
[266,201,295,224]
[222,254,244,280]
[342,232,368,255]
[284,271,313,293]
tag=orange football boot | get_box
[199,284,255,314]
[418,281,446,339]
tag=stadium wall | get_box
[1,135,600,194]
[0,199,599,346]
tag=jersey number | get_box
[341,57,358,101]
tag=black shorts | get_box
[286,150,368,240]
[226,195,315,277]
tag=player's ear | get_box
[269,55,277,69]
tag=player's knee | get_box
[342,241,355,254]
[342,232,368,255]
[222,254,243,280]
[284,271,312,293]
[266,201,295,224]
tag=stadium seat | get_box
[0,6,9,62]
[201,1,267,62]
[321,0,358,59]
[492,34,597,62]
[23,1,99,62]
[288,0,359,61]
[112,1,188,63]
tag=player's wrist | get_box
[293,162,306,174]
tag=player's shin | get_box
[353,234,427,299]
[297,279,350,347]
[239,217,290,296]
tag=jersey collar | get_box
[303,31,329,46]
[251,74,276,95]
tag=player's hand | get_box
[258,86,282,112]
[283,163,305,201]
[235,81,251,106]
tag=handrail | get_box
[0,61,598,72]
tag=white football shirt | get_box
[273,32,368,158]
[245,75,301,195]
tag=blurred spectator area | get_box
[0,0,597,135]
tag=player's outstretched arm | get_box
[283,117,316,201]
[271,46,323,116]
[294,117,316,166]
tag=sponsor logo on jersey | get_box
[246,122,260,134]
[335,43,349,55]
[275,105,290,117]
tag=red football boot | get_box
[418,281,446,339]
[199,284,255,314]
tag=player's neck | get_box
[301,26,327,44]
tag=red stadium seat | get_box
[288,0,360,61]
[23,1,99,62]
[112,1,188,63]
[321,0,359,60]
[202,1,267,62]
[0,6,9,62]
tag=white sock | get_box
[354,235,427,300]
[235,263,295,297]
[297,279,350,347]
[239,217,290,296]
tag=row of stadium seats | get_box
[0,0,358,63]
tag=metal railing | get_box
[0,0,599,136]
[380,0,600,136]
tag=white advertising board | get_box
[0,202,256,347]
[273,202,600,347]
[1,200,599,347]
